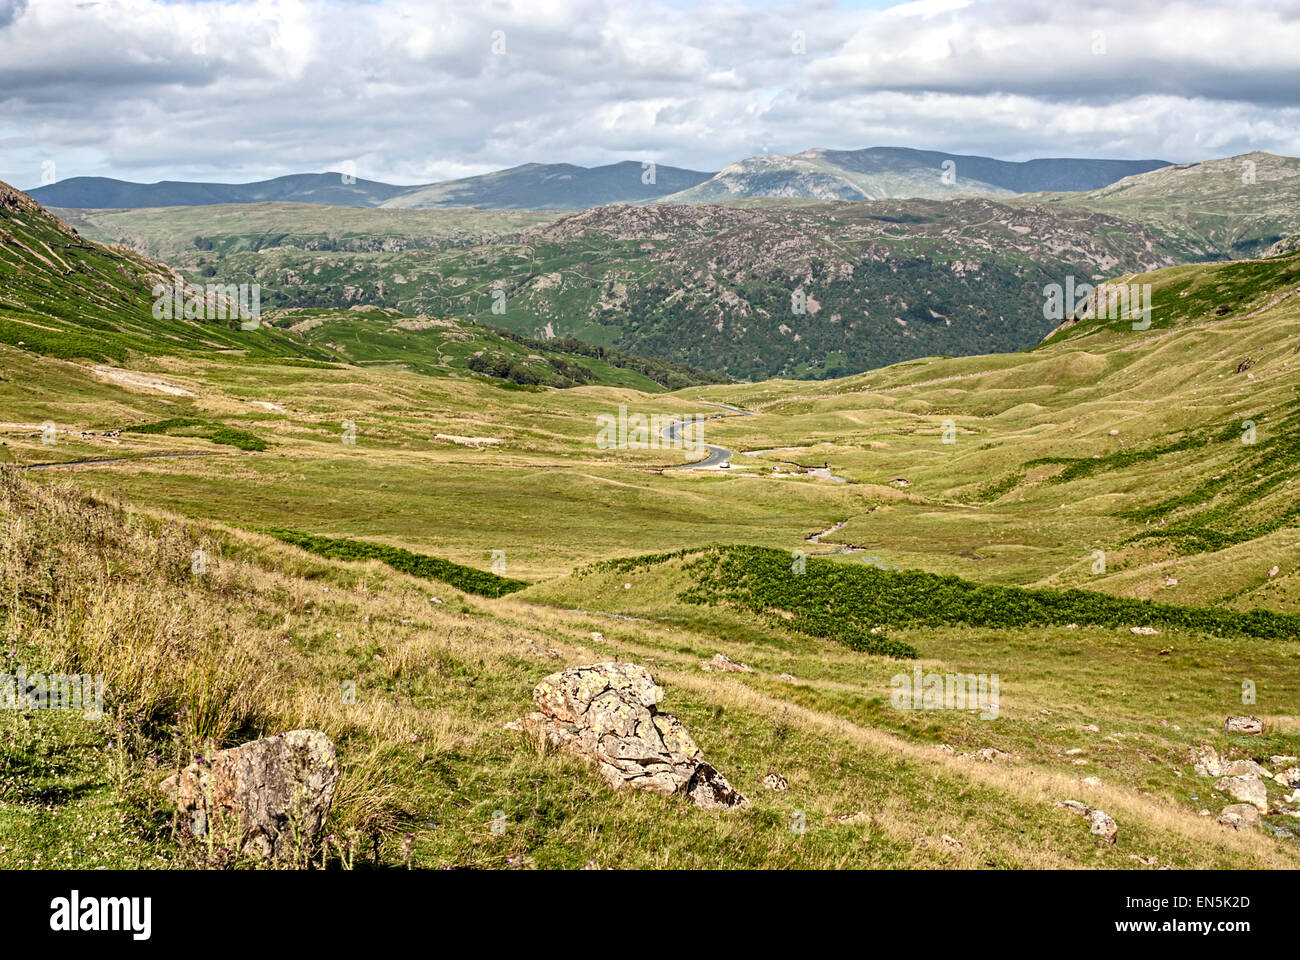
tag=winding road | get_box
[661,402,755,470]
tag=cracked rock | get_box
[507,662,748,810]
[159,730,338,863]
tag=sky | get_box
[2,0,1299,188]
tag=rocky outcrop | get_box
[160,730,339,863]
[1224,716,1263,735]
[1190,743,1223,777]
[1056,799,1118,843]
[507,662,748,810]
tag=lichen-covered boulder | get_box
[160,730,339,863]
[507,662,748,810]
[1214,775,1268,812]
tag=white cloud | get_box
[0,0,1297,188]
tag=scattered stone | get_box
[967,747,1011,762]
[1158,647,1173,655]
[1080,724,1100,733]
[1273,767,1300,789]
[1214,776,1268,812]
[1235,357,1256,374]
[505,662,748,810]
[1130,626,1160,635]
[934,743,955,754]
[589,632,605,642]
[1082,777,1102,786]
[701,653,753,674]
[1056,800,1118,843]
[1270,755,1299,766]
[1217,804,1262,830]
[1108,429,1120,436]
[1129,854,1159,866]
[778,673,797,683]
[1066,748,1085,756]
[1191,744,1223,777]
[159,730,339,864]
[1267,565,1280,578]
[762,773,789,791]
[890,478,910,488]
[1163,577,1178,587]
[1224,716,1263,735]
[940,834,962,849]
[831,810,869,825]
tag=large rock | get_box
[1214,776,1268,812]
[160,730,339,863]
[1224,716,1263,735]
[1218,804,1262,830]
[507,662,748,810]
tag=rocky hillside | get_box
[1024,152,1300,260]
[443,198,1183,379]
[104,196,1182,381]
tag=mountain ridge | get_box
[28,147,1172,210]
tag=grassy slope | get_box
[2,470,1296,869]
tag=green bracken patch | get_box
[123,418,269,451]
[264,529,528,598]
[604,546,1300,654]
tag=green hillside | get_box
[1023,152,1300,260]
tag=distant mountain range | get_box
[29,148,1170,210]
[664,147,1170,203]
[26,173,413,209]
